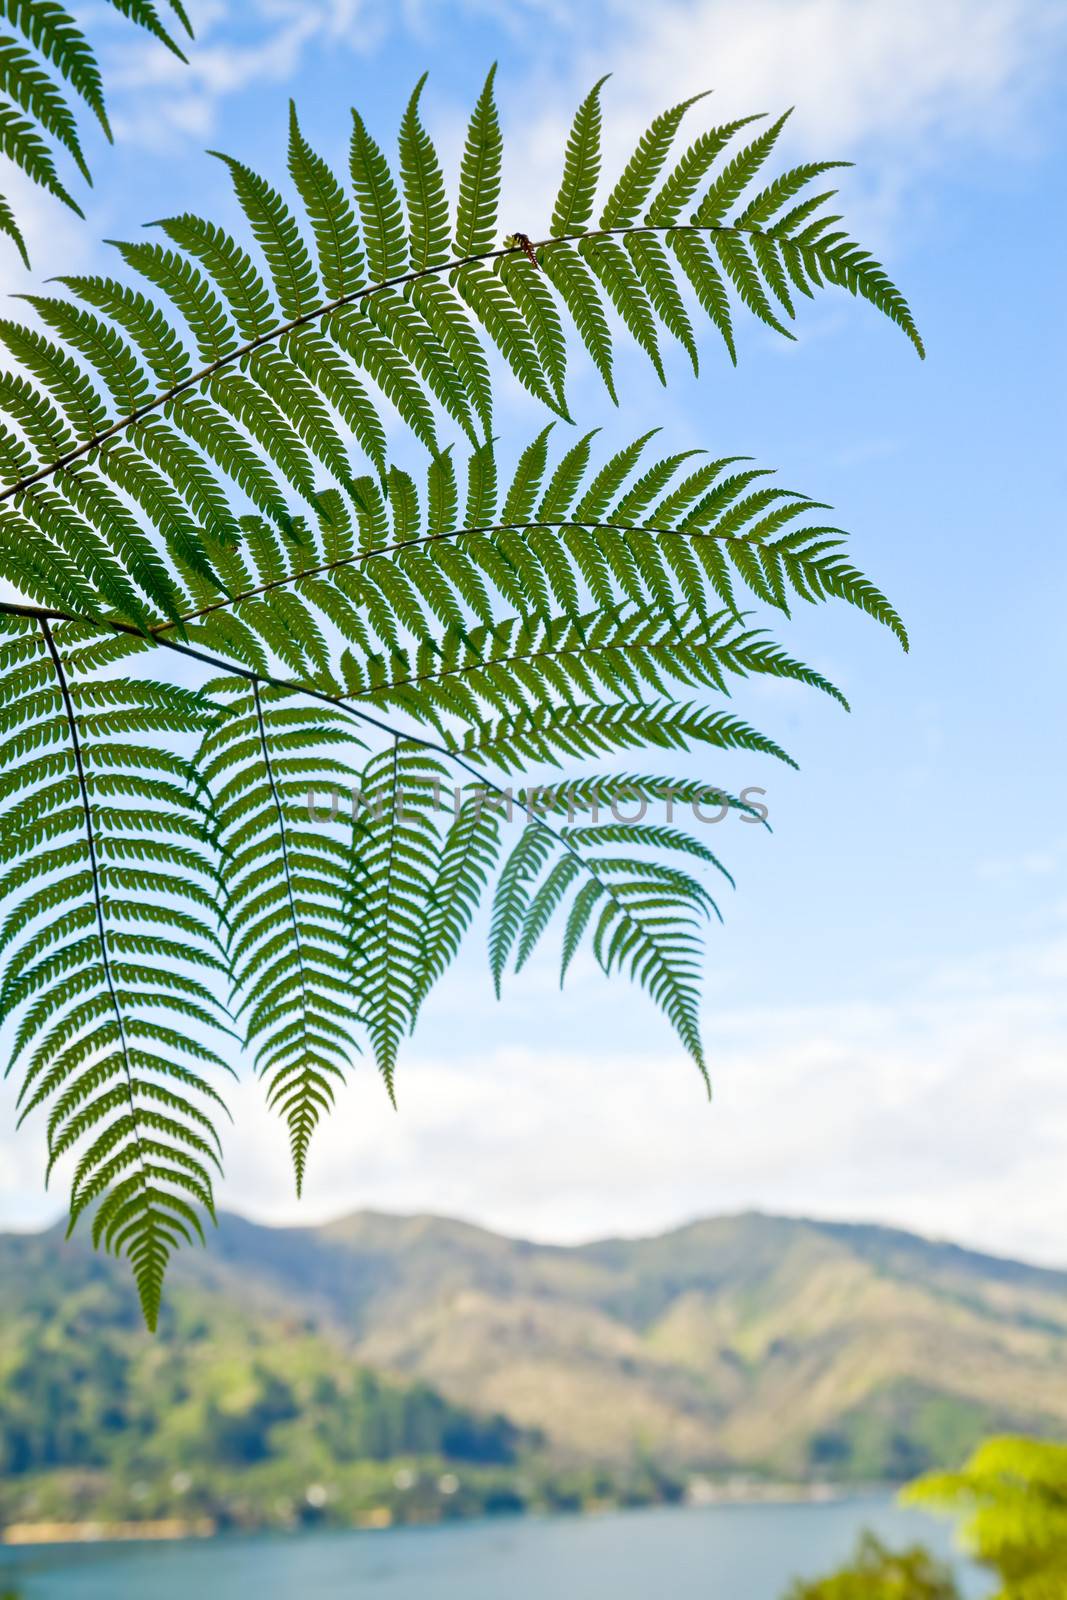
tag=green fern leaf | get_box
[0,0,198,265]
[212,153,320,321]
[0,618,229,1327]
[287,103,365,300]
[199,679,359,1195]
[350,109,407,284]
[414,789,503,1009]
[579,236,665,381]
[497,254,569,416]
[551,75,609,236]
[646,116,763,226]
[692,110,791,225]
[349,741,449,1098]
[489,822,554,996]
[399,73,450,273]
[149,214,277,342]
[454,65,502,258]
[454,264,559,412]
[539,244,617,401]
[0,37,90,179]
[0,101,85,217]
[0,191,29,268]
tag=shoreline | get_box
[0,1483,897,1549]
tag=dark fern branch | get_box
[0,216,919,507]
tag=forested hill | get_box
[2,1210,1066,1529]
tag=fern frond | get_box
[0,65,917,1320]
[348,740,450,1099]
[600,92,709,229]
[132,433,902,672]
[0,189,29,267]
[197,679,361,1194]
[551,75,610,236]
[489,792,723,1080]
[0,581,858,1206]
[0,70,922,537]
[0,615,229,1327]
[400,73,450,274]
[454,65,501,258]
[414,788,502,1011]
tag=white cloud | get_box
[5,917,1065,1261]
[34,931,1046,1268]
[95,0,1067,171]
[498,0,1067,244]
[592,0,1064,149]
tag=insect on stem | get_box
[505,232,540,268]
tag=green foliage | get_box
[0,0,193,266]
[907,1436,1067,1598]
[123,428,901,679]
[783,1532,961,1599]
[0,68,920,1324]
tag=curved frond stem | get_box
[248,679,319,1192]
[148,514,789,635]
[2,223,829,504]
[38,616,147,1177]
[6,599,677,958]
[250,681,312,1015]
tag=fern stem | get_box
[8,599,606,902]
[379,735,402,1108]
[38,616,151,1197]
[149,515,761,636]
[249,679,317,1194]
[1,223,764,505]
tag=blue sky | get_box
[1,0,1065,1261]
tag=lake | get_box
[0,1497,989,1598]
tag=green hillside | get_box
[2,1211,1066,1530]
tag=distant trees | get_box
[0,1267,524,1490]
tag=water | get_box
[0,1498,989,1599]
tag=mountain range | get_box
[2,1208,1066,1529]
